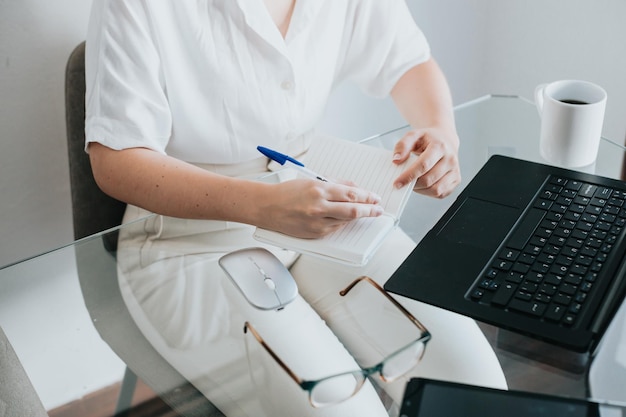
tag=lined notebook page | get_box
[254,135,416,265]
[304,135,411,216]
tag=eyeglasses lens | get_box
[380,340,425,381]
[310,371,366,407]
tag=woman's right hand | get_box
[257,179,384,239]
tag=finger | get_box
[392,130,424,163]
[297,218,348,239]
[324,201,385,221]
[394,138,451,189]
[394,153,439,189]
[414,167,461,198]
[325,184,382,205]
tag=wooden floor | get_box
[47,324,589,417]
[48,379,177,417]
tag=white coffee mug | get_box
[535,80,607,168]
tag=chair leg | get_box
[115,366,138,414]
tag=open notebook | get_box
[253,135,417,266]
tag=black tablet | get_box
[400,378,625,417]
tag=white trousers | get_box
[116,205,507,417]
[116,153,505,416]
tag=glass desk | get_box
[1,95,625,416]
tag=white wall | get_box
[479,0,626,145]
[0,0,92,267]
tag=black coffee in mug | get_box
[559,99,589,105]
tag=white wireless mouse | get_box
[219,247,298,310]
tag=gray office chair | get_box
[0,326,49,417]
[65,41,224,417]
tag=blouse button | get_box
[280,80,294,91]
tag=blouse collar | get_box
[234,0,323,55]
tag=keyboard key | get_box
[561,246,579,258]
[518,253,536,264]
[581,213,598,223]
[492,283,516,306]
[562,189,577,199]
[545,304,566,321]
[579,246,598,258]
[540,283,558,295]
[520,282,538,294]
[594,186,612,199]
[493,259,513,271]
[560,283,578,295]
[574,196,591,206]
[564,274,582,285]
[524,272,544,284]
[570,264,588,275]
[535,200,553,210]
[512,262,530,274]
[586,205,602,216]
[471,289,484,299]
[506,272,524,284]
[537,253,556,264]
[600,213,616,223]
[485,269,498,279]
[579,183,597,198]
[591,197,607,207]
[546,211,564,222]
[563,314,577,326]
[499,248,520,261]
[509,299,547,316]
[554,293,572,305]
[544,274,562,286]
[564,211,581,221]
[565,180,582,191]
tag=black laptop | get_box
[384,155,626,352]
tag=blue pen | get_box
[257,146,329,182]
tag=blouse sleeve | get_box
[85,0,171,154]
[338,0,431,98]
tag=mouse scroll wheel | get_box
[264,278,276,291]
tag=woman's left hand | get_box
[392,126,461,199]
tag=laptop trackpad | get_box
[436,197,520,252]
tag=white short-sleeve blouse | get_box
[85,0,430,164]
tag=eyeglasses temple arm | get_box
[244,322,306,387]
[339,276,428,334]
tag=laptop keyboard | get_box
[469,175,626,327]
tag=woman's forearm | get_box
[391,58,456,135]
[88,142,266,222]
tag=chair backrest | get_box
[64,41,126,248]
[65,42,225,417]
[0,327,49,417]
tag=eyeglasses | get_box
[243,276,431,408]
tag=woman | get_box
[86,1,507,415]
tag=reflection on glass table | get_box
[0,95,625,416]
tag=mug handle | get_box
[534,83,547,116]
